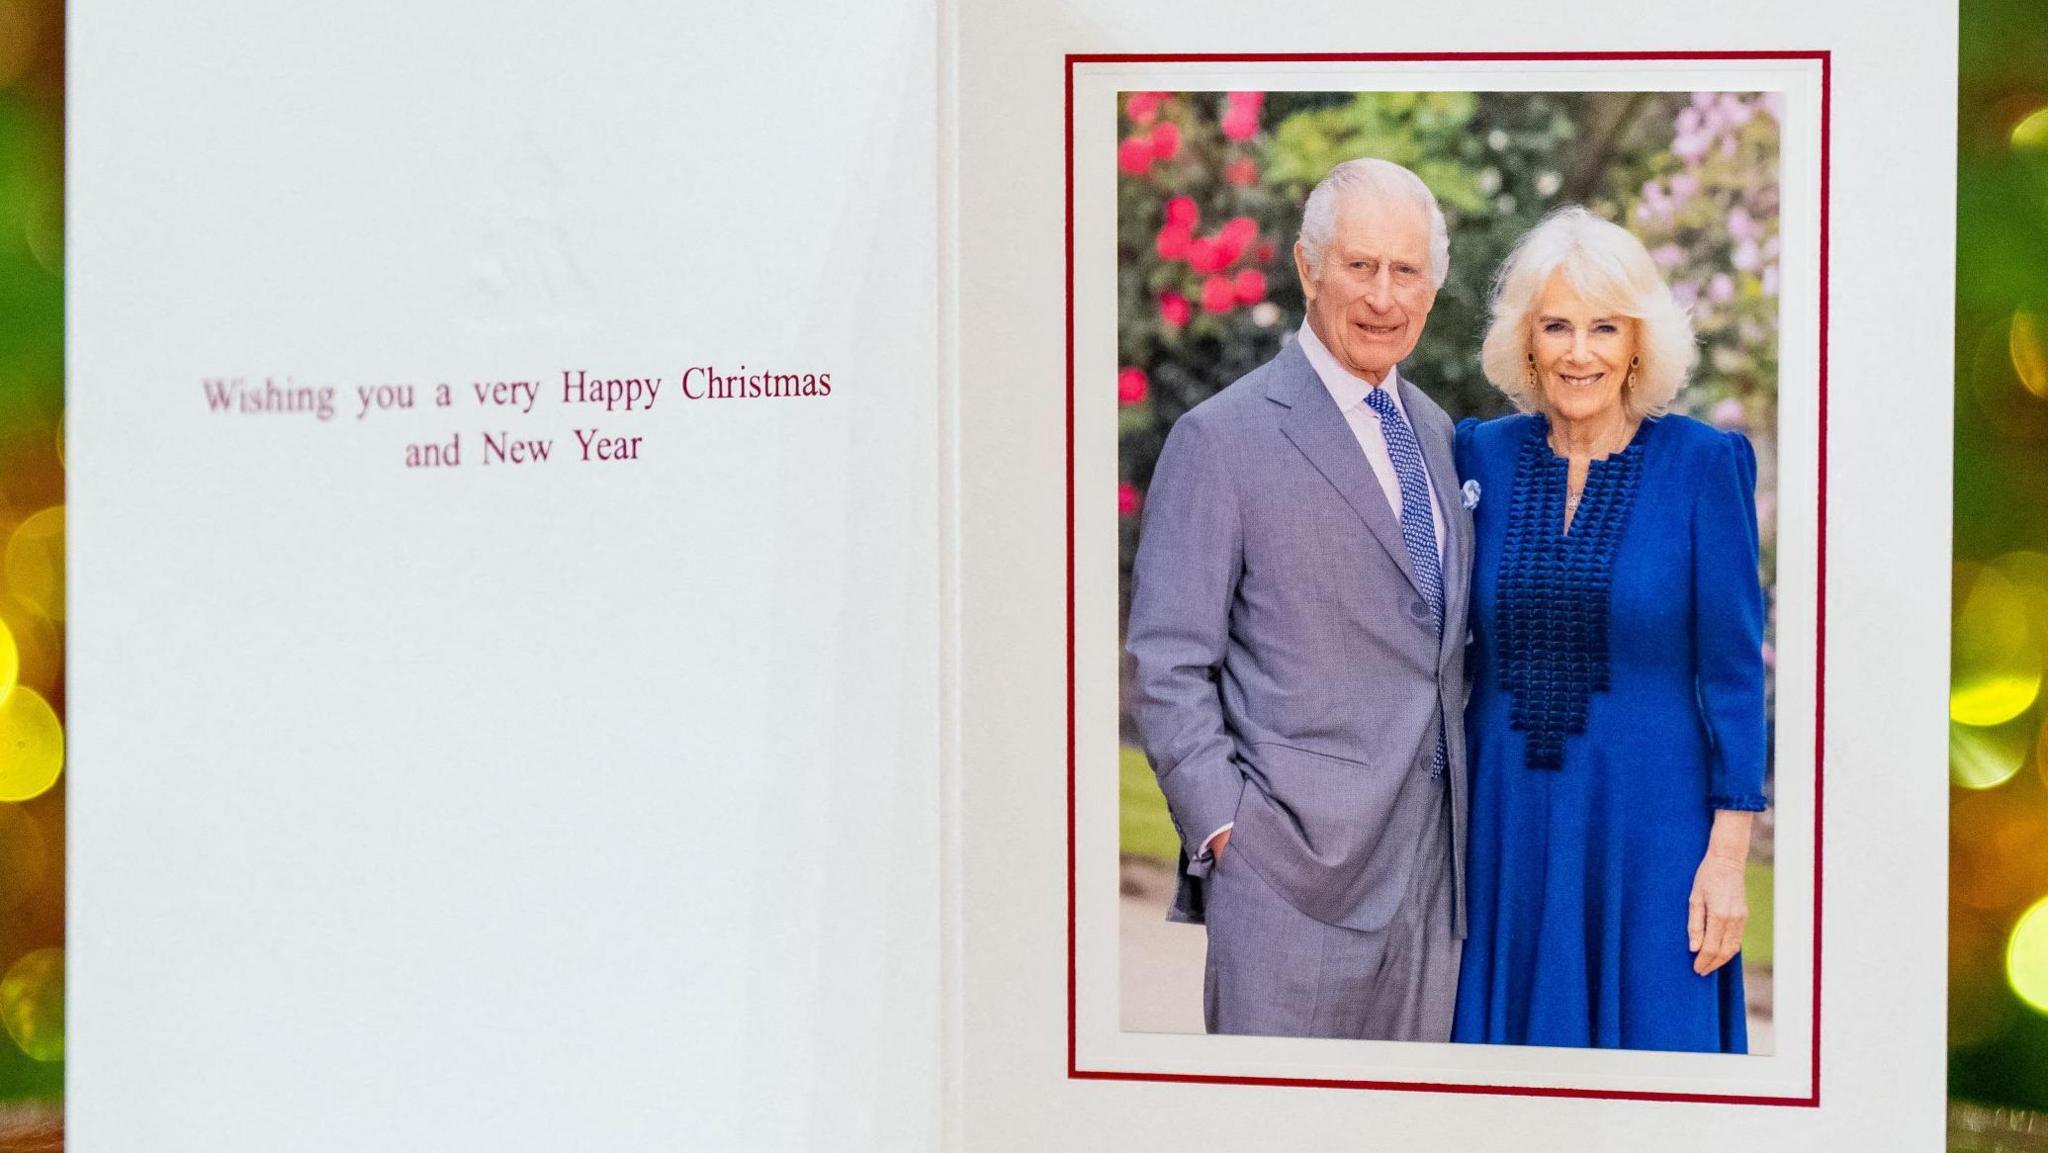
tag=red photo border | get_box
[1066,50,1829,1107]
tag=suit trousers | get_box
[1203,770,1459,1041]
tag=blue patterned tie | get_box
[1363,386,1447,778]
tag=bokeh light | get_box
[0,804,46,915]
[2,506,62,622]
[2011,105,2048,150]
[0,687,61,802]
[2014,310,2048,399]
[0,602,57,700]
[0,949,61,1063]
[1953,717,2030,790]
[0,617,16,699]
[2008,898,2048,1016]
[1953,563,2043,726]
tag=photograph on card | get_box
[1070,57,1823,1100]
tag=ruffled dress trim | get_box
[1495,417,1647,770]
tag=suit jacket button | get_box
[1409,600,1429,620]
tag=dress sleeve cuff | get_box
[1708,793,1770,812]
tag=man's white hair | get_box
[1297,158,1451,289]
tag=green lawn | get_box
[1120,745,1775,968]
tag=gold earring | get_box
[1626,355,1639,393]
[1525,353,1537,393]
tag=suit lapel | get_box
[1270,346,1425,600]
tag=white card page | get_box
[68,2,941,1149]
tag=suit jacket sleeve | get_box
[1693,429,1770,811]
[1126,414,1247,868]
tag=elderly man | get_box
[1126,158,1473,1042]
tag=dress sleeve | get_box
[1693,430,1770,812]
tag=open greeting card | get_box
[35,0,1957,1148]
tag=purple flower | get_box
[1709,273,1736,303]
[1733,239,1761,272]
[1762,265,1780,296]
[1672,280,1700,309]
[1727,206,1757,242]
[1652,243,1685,269]
[1691,91,1717,110]
[1710,396,1746,429]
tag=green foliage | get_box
[1119,745,1182,864]
[1116,90,1784,597]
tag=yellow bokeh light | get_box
[1953,564,2043,726]
[0,618,15,700]
[1953,719,2030,790]
[2007,897,2048,1016]
[0,948,61,1063]
[2,506,62,622]
[2013,105,2048,151]
[2015,311,2048,400]
[0,687,61,802]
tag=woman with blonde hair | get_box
[1449,206,1767,1052]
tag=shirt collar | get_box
[1296,321,1406,418]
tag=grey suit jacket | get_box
[1126,339,1472,935]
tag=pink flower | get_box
[1651,243,1685,269]
[1150,121,1181,161]
[1221,106,1259,142]
[1233,268,1267,304]
[1186,236,1228,274]
[1225,90,1265,112]
[1164,195,1199,228]
[1710,397,1746,429]
[1119,482,1142,518]
[1217,216,1260,264]
[1224,157,1257,187]
[1118,366,1149,406]
[1125,91,1164,126]
[1117,136,1154,175]
[1159,291,1192,328]
[1155,222,1193,261]
[1254,242,1276,265]
[1708,273,1735,303]
[1200,274,1237,314]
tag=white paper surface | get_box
[67,2,941,1150]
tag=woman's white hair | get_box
[1297,158,1451,289]
[1479,205,1698,419]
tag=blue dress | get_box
[1449,412,1768,1053]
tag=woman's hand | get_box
[1688,810,1756,976]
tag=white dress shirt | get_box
[1198,324,1448,861]
[1295,320,1446,555]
